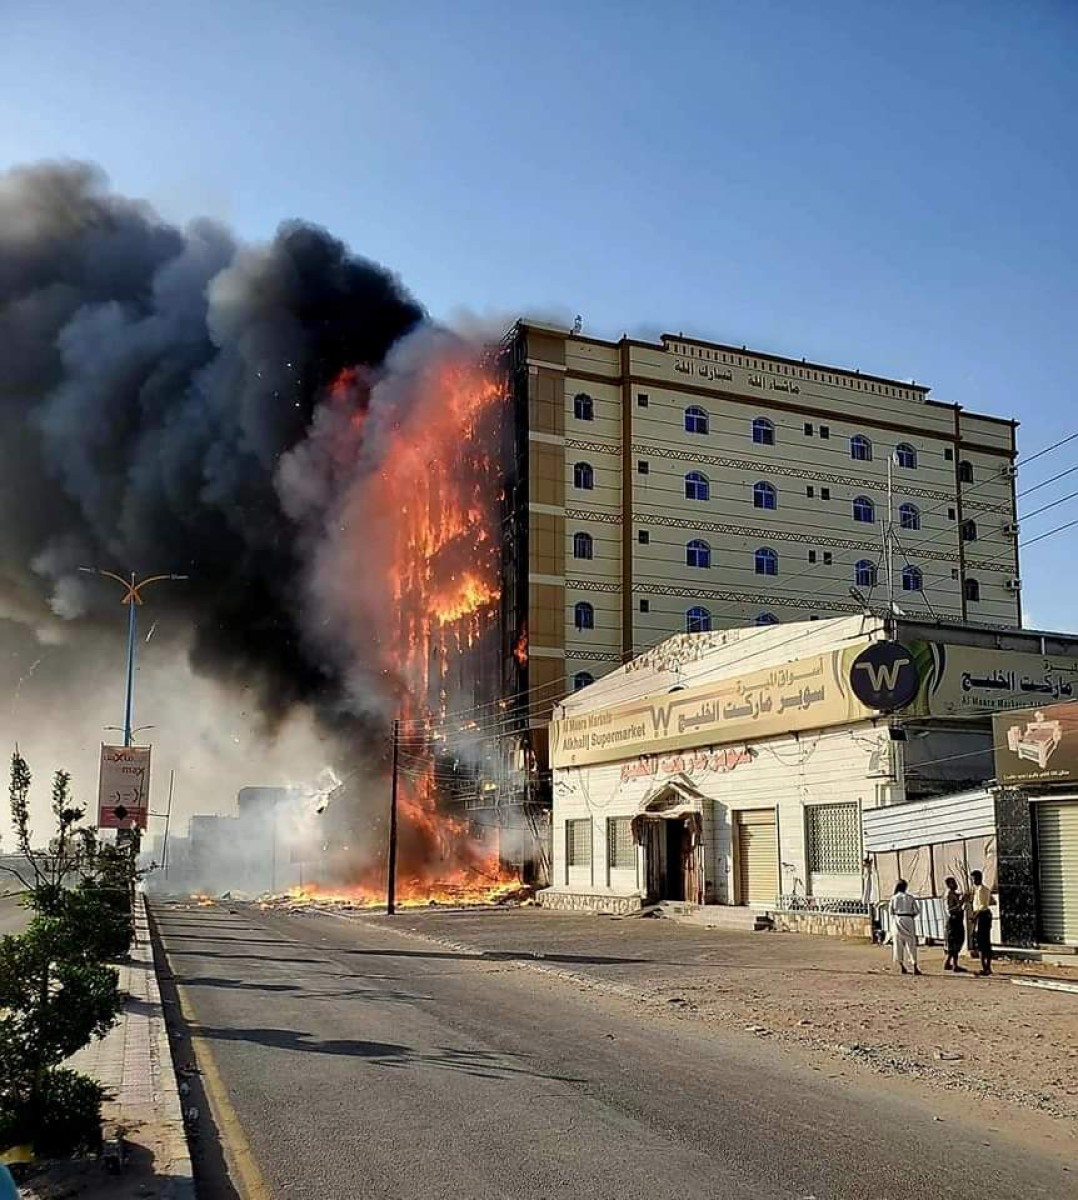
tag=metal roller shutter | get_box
[1036,801,1078,945]
[737,808,778,905]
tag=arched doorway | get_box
[631,780,706,905]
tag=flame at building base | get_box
[276,875,534,911]
[299,330,526,903]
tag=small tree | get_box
[0,919,117,1154]
[5,752,90,915]
[0,751,123,1157]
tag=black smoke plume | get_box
[0,161,425,728]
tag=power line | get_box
[392,428,1078,743]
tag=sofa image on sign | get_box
[1006,711,1063,768]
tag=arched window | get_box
[684,405,709,434]
[853,495,875,523]
[573,392,594,421]
[855,559,878,587]
[574,601,594,630]
[755,547,778,576]
[573,461,594,490]
[686,606,712,633]
[684,471,710,501]
[958,460,974,483]
[895,443,917,469]
[755,612,779,626]
[960,519,978,542]
[899,502,920,531]
[686,539,711,569]
[964,577,981,602]
[573,671,594,691]
[572,531,593,560]
[753,481,777,510]
[902,565,923,592]
[752,417,775,446]
[851,434,873,462]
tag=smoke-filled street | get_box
[153,902,1070,1200]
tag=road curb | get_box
[139,894,197,1200]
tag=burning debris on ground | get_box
[255,880,536,915]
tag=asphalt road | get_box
[0,890,29,935]
[154,903,1074,1200]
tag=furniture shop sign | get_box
[992,703,1078,786]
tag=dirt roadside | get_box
[317,905,1078,1135]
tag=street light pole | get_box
[123,573,137,747]
[79,569,188,746]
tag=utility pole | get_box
[161,770,175,878]
[387,718,400,915]
[79,568,188,746]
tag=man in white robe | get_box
[889,879,922,976]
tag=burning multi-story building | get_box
[356,319,1021,894]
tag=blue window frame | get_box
[685,471,710,501]
[902,565,923,592]
[573,461,594,490]
[573,393,594,421]
[752,417,775,445]
[895,443,917,469]
[573,671,594,691]
[853,495,875,523]
[684,406,709,434]
[855,559,877,587]
[851,434,873,462]
[899,503,920,530]
[686,606,712,633]
[573,531,593,559]
[753,481,777,510]
[755,547,778,576]
[574,601,594,629]
[755,612,779,626]
[686,539,711,568]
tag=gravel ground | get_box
[337,905,1078,1127]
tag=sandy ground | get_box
[17,1120,182,1199]
[335,905,1078,1128]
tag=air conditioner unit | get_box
[1003,522,1020,539]
[1005,577,1022,592]
[1000,463,1018,479]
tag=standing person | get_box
[970,869,994,976]
[889,879,922,975]
[943,876,967,972]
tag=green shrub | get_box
[0,1068,104,1158]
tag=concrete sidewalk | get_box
[45,894,195,1199]
[337,905,1078,1131]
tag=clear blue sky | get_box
[2,0,1076,628]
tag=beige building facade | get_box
[505,322,1021,730]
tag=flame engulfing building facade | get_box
[350,320,1025,894]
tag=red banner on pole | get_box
[97,744,151,830]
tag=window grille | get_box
[806,803,861,875]
[607,818,634,870]
[566,819,591,867]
